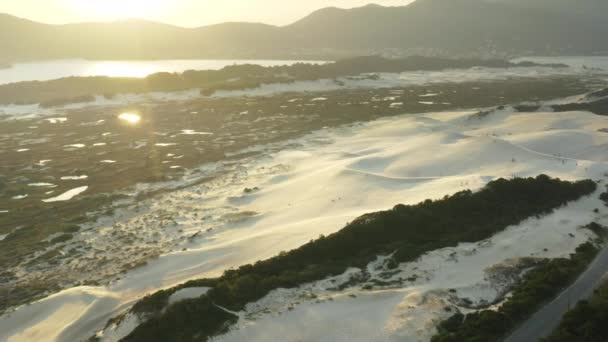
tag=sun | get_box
[67,0,170,20]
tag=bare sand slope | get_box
[2,106,608,342]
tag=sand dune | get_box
[2,102,608,341]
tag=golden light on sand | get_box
[118,112,142,124]
[68,0,170,20]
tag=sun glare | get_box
[85,61,159,78]
[68,0,170,20]
[118,112,142,124]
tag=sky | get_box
[0,0,415,27]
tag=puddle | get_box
[12,195,28,200]
[61,175,89,180]
[64,144,86,148]
[42,186,88,203]
[81,120,106,126]
[181,130,213,135]
[155,143,177,147]
[46,118,67,124]
[28,183,56,187]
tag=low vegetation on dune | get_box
[118,175,596,342]
[0,55,565,106]
[432,233,602,342]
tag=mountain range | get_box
[1,0,607,62]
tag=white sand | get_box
[2,103,608,342]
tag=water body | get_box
[42,186,88,203]
[0,59,326,85]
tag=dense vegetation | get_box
[600,187,608,206]
[121,175,596,342]
[0,56,563,106]
[432,240,601,342]
[552,96,608,116]
[544,278,608,342]
[513,86,608,116]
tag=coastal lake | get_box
[0,59,326,85]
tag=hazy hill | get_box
[485,0,608,18]
[286,0,607,55]
[0,0,606,61]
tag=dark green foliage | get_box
[583,222,607,239]
[544,281,608,342]
[131,278,218,315]
[39,94,96,108]
[124,175,596,342]
[432,242,600,342]
[49,234,73,244]
[551,96,608,116]
[125,296,237,342]
[600,189,608,206]
[437,312,465,333]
